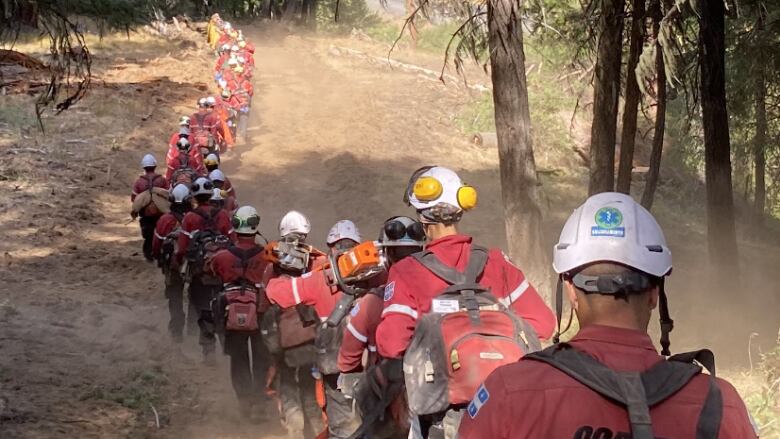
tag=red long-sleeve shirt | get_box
[459,325,758,439]
[131,171,168,202]
[375,234,556,359]
[208,237,268,286]
[189,110,223,150]
[164,144,206,181]
[265,268,340,321]
[152,211,184,258]
[338,291,383,373]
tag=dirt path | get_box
[1,21,777,439]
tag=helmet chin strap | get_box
[658,278,674,356]
[552,277,574,344]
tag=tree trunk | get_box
[641,0,665,209]
[753,66,766,227]
[616,0,646,194]
[487,0,550,295]
[699,0,739,280]
[589,0,626,195]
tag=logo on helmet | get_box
[591,207,625,237]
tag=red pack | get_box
[224,287,259,331]
[220,246,264,332]
[403,246,541,415]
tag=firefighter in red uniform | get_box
[374,166,556,438]
[165,137,206,183]
[168,116,190,148]
[259,211,326,438]
[209,169,237,207]
[338,216,426,439]
[207,205,270,421]
[190,98,222,155]
[265,220,363,439]
[459,192,758,439]
[131,154,169,261]
[177,177,235,364]
[152,184,193,342]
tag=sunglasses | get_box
[384,218,426,242]
[232,215,260,230]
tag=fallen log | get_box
[328,45,490,93]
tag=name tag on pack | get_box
[432,299,459,314]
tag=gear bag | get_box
[261,303,318,368]
[524,344,723,439]
[315,318,346,376]
[185,208,228,285]
[191,113,214,150]
[170,155,197,186]
[403,245,541,416]
[218,245,264,332]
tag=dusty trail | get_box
[2,21,776,439]
[223,30,510,250]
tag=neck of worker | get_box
[425,222,458,241]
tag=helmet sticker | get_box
[592,207,625,237]
[383,282,395,301]
[350,302,361,317]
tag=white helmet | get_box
[170,183,191,203]
[141,154,157,168]
[221,43,231,51]
[211,188,224,201]
[198,97,207,107]
[176,137,190,151]
[553,192,672,277]
[218,79,228,89]
[205,153,220,167]
[233,206,260,235]
[191,177,214,197]
[237,56,246,64]
[179,115,190,126]
[227,57,238,66]
[231,44,240,52]
[404,166,477,223]
[209,169,226,182]
[326,220,361,245]
[205,96,216,107]
[279,210,311,237]
[224,22,232,30]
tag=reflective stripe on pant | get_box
[324,373,360,439]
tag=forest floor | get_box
[0,21,778,438]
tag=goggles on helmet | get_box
[384,219,426,242]
[232,214,260,230]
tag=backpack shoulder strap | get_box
[412,250,464,284]
[526,345,653,439]
[526,345,721,439]
[411,245,489,286]
[227,245,263,283]
[667,350,723,439]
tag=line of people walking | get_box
[126,15,759,439]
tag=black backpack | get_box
[525,344,723,439]
[158,211,184,275]
[185,208,228,284]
